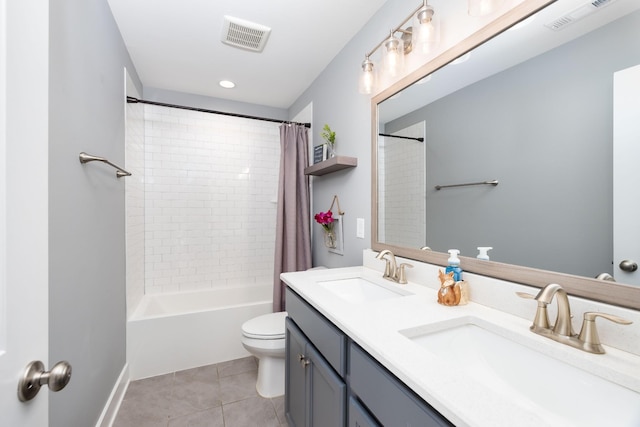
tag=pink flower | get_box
[314,210,334,232]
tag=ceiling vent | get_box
[545,0,617,31]
[221,16,271,52]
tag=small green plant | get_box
[321,124,336,147]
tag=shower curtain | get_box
[273,123,312,312]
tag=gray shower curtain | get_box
[273,123,312,312]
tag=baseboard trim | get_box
[95,363,130,427]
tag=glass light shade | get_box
[358,58,376,95]
[412,5,440,55]
[382,34,405,79]
[468,0,505,17]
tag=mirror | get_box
[372,0,640,309]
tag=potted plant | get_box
[321,124,336,158]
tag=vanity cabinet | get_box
[348,396,381,427]
[285,289,347,426]
[285,287,452,427]
[350,343,454,427]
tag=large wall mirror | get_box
[372,0,640,309]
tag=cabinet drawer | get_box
[350,343,453,427]
[286,288,347,377]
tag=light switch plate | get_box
[356,218,365,239]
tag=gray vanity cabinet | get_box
[285,289,347,427]
[348,396,381,427]
[285,287,452,427]
[285,318,308,427]
[350,343,454,427]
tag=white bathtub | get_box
[127,285,273,380]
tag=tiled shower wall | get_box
[379,122,425,248]
[125,103,281,310]
[125,102,146,318]
[143,105,280,294]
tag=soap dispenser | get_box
[445,249,462,281]
[477,247,493,261]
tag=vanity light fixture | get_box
[382,31,405,78]
[358,56,376,94]
[359,0,511,95]
[412,1,440,55]
[358,0,440,95]
[468,0,506,17]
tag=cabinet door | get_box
[286,318,308,427]
[307,342,347,427]
[349,396,381,427]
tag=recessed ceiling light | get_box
[219,80,235,89]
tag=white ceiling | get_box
[107,0,389,109]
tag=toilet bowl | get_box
[241,311,288,398]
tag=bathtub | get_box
[127,285,273,380]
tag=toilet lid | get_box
[242,311,288,339]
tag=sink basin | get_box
[317,277,411,304]
[400,317,640,426]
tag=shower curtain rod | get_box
[126,96,311,128]
[378,133,424,142]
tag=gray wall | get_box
[383,11,640,277]
[48,1,141,425]
[144,87,289,121]
[289,0,421,268]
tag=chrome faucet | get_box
[518,283,632,354]
[375,250,412,284]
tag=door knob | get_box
[18,360,72,402]
[619,260,638,272]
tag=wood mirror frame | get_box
[370,0,640,310]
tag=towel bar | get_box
[79,152,131,178]
[435,179,498,190]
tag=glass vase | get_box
[323,229,337,249]
[326,143,336,158]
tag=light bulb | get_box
[359,57,376,95]
[382,33,404,78]
[412,3,440,55]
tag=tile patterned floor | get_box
[113,357,288,427]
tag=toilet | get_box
[241,311,288,398]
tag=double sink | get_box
[316,275,640,426]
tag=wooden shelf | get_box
[304,156,357,176]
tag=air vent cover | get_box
[545,0,617,31]
[221,16,271,52]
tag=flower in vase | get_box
[314,210,334,233]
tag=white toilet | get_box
[241,311,288,398]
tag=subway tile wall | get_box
[380,122,426,248]
[125,102,146,318]
[142,105,280,294]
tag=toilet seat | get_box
[242,311,287,340]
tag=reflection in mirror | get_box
[378,122,426,248]
[373,0,640,309]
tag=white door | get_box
[613,64,640,286]
[0,0,50,424]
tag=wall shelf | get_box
[304,156,357,176]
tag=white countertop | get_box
[281,263,640,427]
